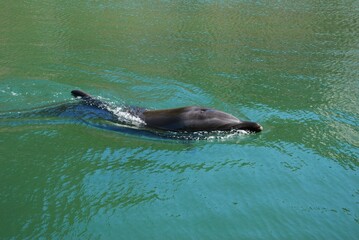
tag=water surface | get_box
[1,0,358,239]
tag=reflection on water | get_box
[3,123,357,239]
[1,0,358,239]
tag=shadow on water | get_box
[0,101,251,141]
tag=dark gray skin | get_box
[142,107,263,132]
[71,90,263,133]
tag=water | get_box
[1,0,358,239]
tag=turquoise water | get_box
[1,0,358,239]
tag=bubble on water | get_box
[158,129,250,141]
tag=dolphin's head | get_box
[235,121,263,133]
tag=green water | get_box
[1,0,358,239]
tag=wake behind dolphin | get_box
[71,90,263,133]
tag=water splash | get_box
[105,105,145,127]
[149,128,250,141]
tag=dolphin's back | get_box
[142,106,241,131]
[71,90,263,132]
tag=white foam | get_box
[108,106,145,127]
[166,129,250,141]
